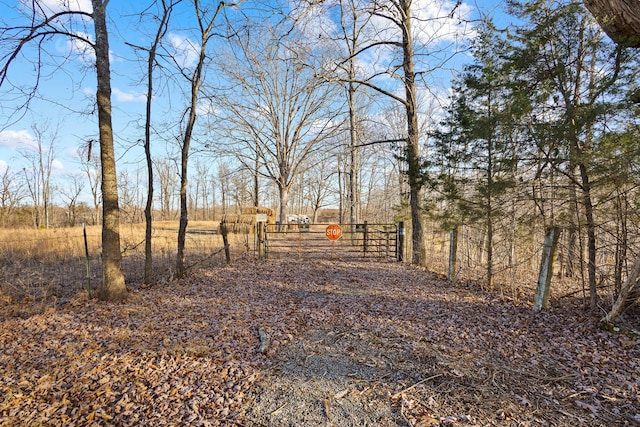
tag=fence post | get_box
[363,221,368,256]
[448,227,458,281]
[533,226,561,311]
[397,221,404,262]
[221,224,231,265]
[257,221,265,260]
[83,223,92,298]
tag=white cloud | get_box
[64,31,95,63]
[52,158,64,170]
[0,129,37,150]
[113,88,146,103]
[0,160,7,174]
[168,33,200,69]
[20,0,92,15]
[412,0,474,44]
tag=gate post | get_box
[448,227,458,281]
[397,221,404,262]
[221,224,231,265]
[363,221,368,256]
[533,226,561,311]
[257,221,266,260]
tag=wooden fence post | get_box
[533,226,561,311]
[363,221,368,256]
[221,224,231,265]
[397,221,404,262]
[83,223,92,298]
[257,221,265,260]
[448,227,458,281]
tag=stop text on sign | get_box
[325,224,343,241]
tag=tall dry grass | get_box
[0,221,250,313]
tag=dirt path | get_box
[0,258,638,426]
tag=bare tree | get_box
[193,159,213,220]
[155,157,177,220]
[78,141,101,225]
[218,162,231,216]
[92,0,128,300]
[312,0,469,266]
[213,20,344,224]
[127,0,182,284]
[0,167,26,227]
[20,123,57,228]
[60,173,85,227]
[303,154,335,223]
[172,0,237,278]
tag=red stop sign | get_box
[325,224,342,241]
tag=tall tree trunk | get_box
[278,184,289,227]
[579,162,598,309]
[614,190,628,293]
[400,1,426,266]
[92,0,127,301]
[143,0,175,284]
[175,0,226,277]
[348,81,359,230]
[176,92,198,276]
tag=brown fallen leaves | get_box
[0,258,638,426]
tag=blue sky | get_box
[0,0,509,205]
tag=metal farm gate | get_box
[255,222,404,261]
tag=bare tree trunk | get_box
[602,256,640,324]
[579,163,598,309]
[143,8,166,285]
[401,3,427,267]
[92,0,127,301]
[278,184,289,227]
[614,190,628,293]
[175,0,228,278]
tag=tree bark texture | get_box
[584,0,640,47]
[91,0,127,301]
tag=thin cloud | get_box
[63,31,95,63]
[52,158,64,170]
[0,129,37,150]
[167,33,200,69]
[113,88,146,103]
[20,0,92,15]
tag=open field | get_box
[0,221,248,311]
[0,258,638,426]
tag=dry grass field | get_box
[0,221,250,314]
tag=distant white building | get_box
[286,214,310,224]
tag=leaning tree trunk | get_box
[584,0,640,47]
[92,0,128,301]
[602,256,640,324]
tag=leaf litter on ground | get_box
[0,258,638,426]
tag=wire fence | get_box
[0,219,635,309]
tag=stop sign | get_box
[325,224,342,241]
